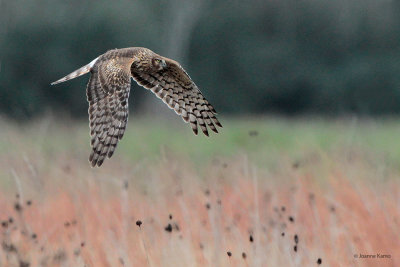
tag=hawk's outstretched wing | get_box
[131,58,222,136]
[87,56,133,167]
[52,47,222,167]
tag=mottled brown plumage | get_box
[51,47,222,167]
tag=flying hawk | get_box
[52,47,221,167]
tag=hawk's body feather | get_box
[52,47,222,167]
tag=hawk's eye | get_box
[152,58,166,69]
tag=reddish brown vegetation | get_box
[0,156,399,266]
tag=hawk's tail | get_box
[51,57,99,85]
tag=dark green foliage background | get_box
[1,0,400,119]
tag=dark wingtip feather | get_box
[89,150,99,167]
[90,159,96,168]
[89,151,94,162]
[211,127,219,134]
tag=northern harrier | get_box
[51,47,222,167]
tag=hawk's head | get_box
[131,49,167,73]
[152,57,167,71]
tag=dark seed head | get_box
[227,251,232,257]
[281,206,286,212]
[26,200,32,206]
[281,232,285,237]
[1,221,8,228]
[294,234,299,244]
[136,220,142,227]
[249,235,253,243]
[14,203,22,212]
[206,203,211,210]
[2,242,17,252]
[32,233,37,239]
[165,223,172,233]
[8,217,13,224]
[242,252,247,259]
[169,214,172,220]
[294,245,297,252]
[289,216,295,223]
[317,258,322,264]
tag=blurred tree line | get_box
[1,0,400,119]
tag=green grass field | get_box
[3,116,400,166]
[0,117,399,266]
